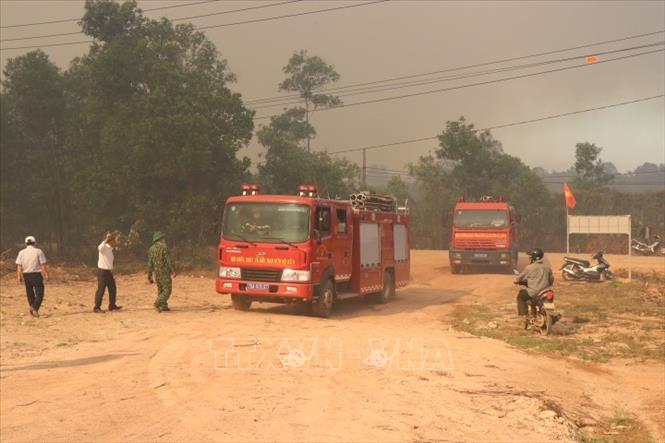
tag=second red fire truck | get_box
[216,184,410,317]
[448,196,519,273]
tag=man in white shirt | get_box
[15,236,49,318]
[94,233,122,313]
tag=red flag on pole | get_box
[563,182,576,209]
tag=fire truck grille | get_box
[455,239,497,249]
[241,268,282,282]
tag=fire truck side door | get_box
[313,205,334,277]
[333,206,353,282]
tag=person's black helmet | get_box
[592,251,604,259]
[527,248,544,261]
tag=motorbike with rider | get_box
[514,248,560,335]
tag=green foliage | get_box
[384,176,410,202]
[257,107,359,196]
[409,117,556,250]
[408,153,455,249]
[435,117,503,197]
[256,51,356,198]
[1,51,70,253]
[573,142,614,189]
[278,50,341,151]
[1,1,253,261]
[80,0,145,43]
[279,49,341,107]
[633,162,663,174]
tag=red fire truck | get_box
[216,184,410,317]
[448,196,519,273]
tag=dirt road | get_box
[1,251,663,442]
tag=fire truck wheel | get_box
[451,265,461,274]
[231,294,252,311]
[375,271,395,304]
[312,278,334,318]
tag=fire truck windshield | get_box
[454,210,508,228]
[222,203,311,243]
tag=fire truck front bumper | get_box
[216,278,313,301]
[449,249,513,266]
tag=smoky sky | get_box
[1,0,664,174]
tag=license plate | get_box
[247,283,269,290]
[473,253,488,258]
[543,302,555,310]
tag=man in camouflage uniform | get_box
[147,231,176,312]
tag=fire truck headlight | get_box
[219,266,241,279]
[453,252,462,259]
[500,252,510,258]
[281,269,311,282]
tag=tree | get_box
[573,142,614,189]
[1,0,255,258]
[257,108,358,196]
[74,0,254,253]
[602,162,618,175]
[79,0,145,43]
[434,117,503,198]
[384,176,411,203]
[278,50,341,152]
[408,117,558,250]
[633,162,659,174]
[1,50,69,253]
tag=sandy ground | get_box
[0,250,663,442]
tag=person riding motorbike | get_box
[515,248,554,325]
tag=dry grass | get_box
[578,410,656,443]
[451,275,665,363]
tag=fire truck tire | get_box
[231,294,252,311]
[373,271,395,304]
[383,271,396,302]
[311,278,334,318]
[451,265,461,274]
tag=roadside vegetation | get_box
[451,271,665,363]
[2,1,663,265]
[451,271,664,442]
[578,410,655,443]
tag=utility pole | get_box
[362,148,367,189]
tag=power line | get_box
[245,29,665,105]
[0,1,302,43]
[250,41,665,110]
[367,168,665,178]
[0,1,387,50]
[364,165,665,183]
[255,48,664,120]
[327,94,664,155]
[195,0,387,31]
[542,181,664,186]
[539,171,665,178]
[0,0,218,29]
[365,166,409,174]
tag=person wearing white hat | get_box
[15,236,49,318]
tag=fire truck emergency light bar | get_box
[297,184,318,197]
[241,183,260,196]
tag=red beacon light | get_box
[297,184,318,198]
[241,183,260,196]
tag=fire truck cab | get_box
[216,184,410,317]
[448,196,519,273]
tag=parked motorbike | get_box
[631,235,664,256]
[514,281,559,336]
[560,251,613,281]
